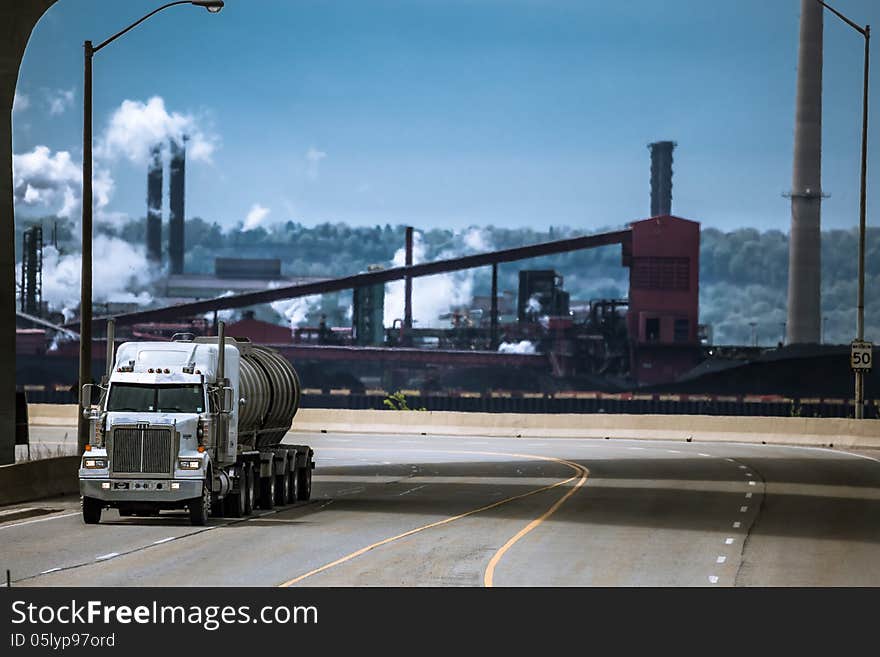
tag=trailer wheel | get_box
[189,481,211,526]
[259,465,275,510]
[275,463,290,507]
[119,508,133,517]
[287,467,298,504]
[243,464,255,515]
[296,466,312,501]
[82,496,102,524]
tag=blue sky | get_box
[12,0,880,233]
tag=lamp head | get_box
[192,1,224,13]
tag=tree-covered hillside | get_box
[14,216,880,346]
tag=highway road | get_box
[2,432,880,586]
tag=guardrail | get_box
[22,388,880,418]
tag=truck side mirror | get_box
[222,386,234,414]
[80,383,95,410]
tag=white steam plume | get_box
[243,203,270,230]
[97,96,216,165]
[498,340,536,354]
[271,295,322,328]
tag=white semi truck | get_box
[78,321,314,525]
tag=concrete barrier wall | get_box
[25,404,880,450]
[291,409,880,450]
[0,456,80,506]
[28,403,78,426]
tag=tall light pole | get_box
[78,1,224,449]
[815,0,870,419]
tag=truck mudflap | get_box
[80,478,202,503]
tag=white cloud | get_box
[97,96,216,165]
[243,203,270,230]
[305,147,326,181]
[46,88,75,116]
[13,91,29,113]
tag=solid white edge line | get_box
[0,511,80,531]
[749,481,756,486]
[95,552,119,561]
[40,567,61,574]
[152,537,175,545]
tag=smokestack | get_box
[649,141,675,217]
[786,0,824,345]
[169,137,187,275]
[146,144,162,263]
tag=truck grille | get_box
[111,427,174,476]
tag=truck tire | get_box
[259,465,275,510]
[119,508,133,517]
[243,464,255,515]
[189,481,211,526]
[297,466,312,501]
[287,467,298,504]
[225,465,247,518]
[82,496,102,524]
[275,467,289,507]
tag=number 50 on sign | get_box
[851,341,873,371]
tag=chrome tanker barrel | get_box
[236,344,301,448]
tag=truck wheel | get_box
[287,467,298,504]
[297,466,312,501]
[119,508,133,517]
[259,466,275,510]
[189,482,211,526]
[275,463,290,506]
[225,466,247,518]
[243,464,255,516]
[82,496,102,524]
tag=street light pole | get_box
[815,0,870,419]
[77,1,224,450]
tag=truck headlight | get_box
[83,458,107,469]
[178,459,202,470]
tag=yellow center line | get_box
[277,447,589,587]
[484,457,589,587]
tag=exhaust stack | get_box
[217,320,225,384]
[649,141,675,217]
[104,319,115,384]
[785,0,824,344]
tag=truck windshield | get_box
[107,384,205,413]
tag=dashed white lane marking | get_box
[627,446,646,450]
[748,481,756,486]
[745,473,754,477]
[708,575,719,584]
[697,453,711,457]
[738,465,747,469]
[733,521,741,529]
[740,506,749,513]
[152,537,175,545]
[666,450,681,454]
[745,492,753,499]
[95,552,119,561]
[716,556,727,564]
[725,538,735,545]
[40,567,61,574]
[398,485,427,497]
[337,487,366,496]
[725,458,735,463]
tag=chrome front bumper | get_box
[80,478,201,502]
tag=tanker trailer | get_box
[78,320,314,526]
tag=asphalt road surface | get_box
[2,433,879,586]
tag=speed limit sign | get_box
[851,340,873,372]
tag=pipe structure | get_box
[404,226,413,344]
[104,319,115,384]
[786,0,824,345]
[491,263,499,350]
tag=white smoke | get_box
[96,96,216,165]
[271,294,322,328]
[39,236,155,321]
[243,203,270,230]
[383,230,489,329]
[462,227,490,252]
[498,340,536,354]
